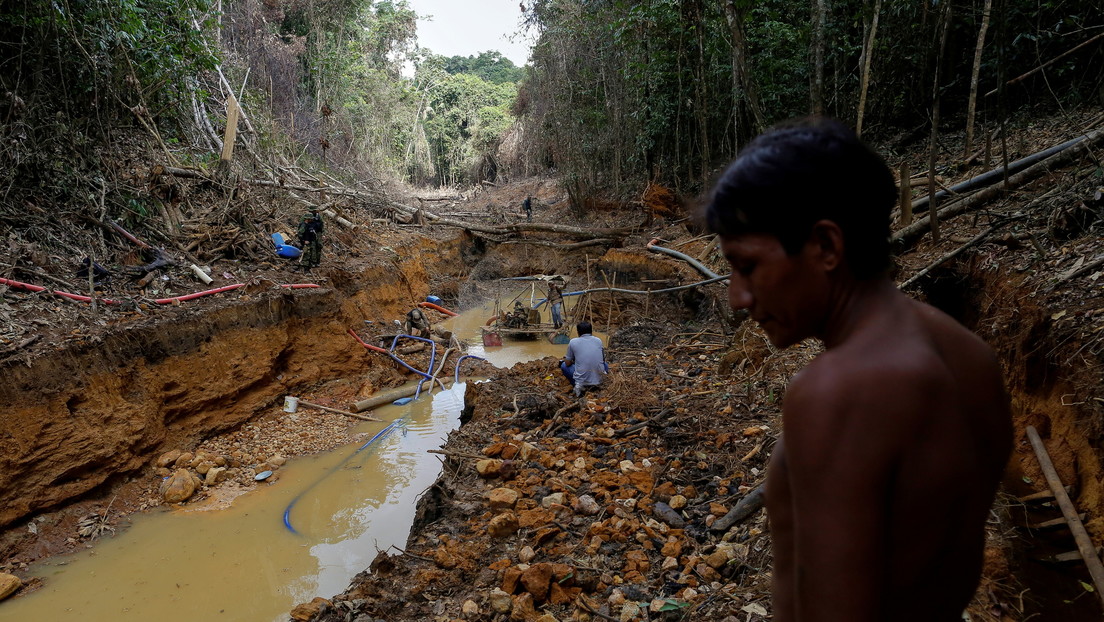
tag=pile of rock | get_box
[152,448,286,504]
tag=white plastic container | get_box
[283,396,299,413]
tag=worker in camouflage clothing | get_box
[297,208,324,271]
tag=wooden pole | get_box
[297,399,381,422]
[1026,425,1104,610]
[899,161,912,226]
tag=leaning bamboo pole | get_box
[1026,426,1104,609]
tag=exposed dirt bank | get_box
[1,112,1102,620]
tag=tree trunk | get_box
[855,0,882,137]
[927,0,952,243]
[722,0,766,134]
[810,0,827,115]
[964,0,993,157]
[692,0,710,180]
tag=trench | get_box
[914,261,1104,619]
[0,289,583,622]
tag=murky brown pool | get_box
[0,291,592,622]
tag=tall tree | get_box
[722,0,766,134]
[855,0,882,137]
[965,0,993,157]
[810,0,828,115]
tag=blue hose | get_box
[387,334,437,399]
[282,417,405,534]
[454,354,486,384]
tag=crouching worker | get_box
[705,117,1011,621]
[404,307,431,338]
[559,321,608,397]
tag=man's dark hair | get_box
[576,321,592,335]
[704,117,897,279]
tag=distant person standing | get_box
[523,196,533,222]
[547,277,565,329]
[297,208,324,271]
[560,321,607,397]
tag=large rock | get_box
[510,593,539,621]
[489,588,513,613]
[487,512,519,538]
[157,470,196,503]
[476,459,516,480]
[0,573,22,600]
[290,597,331,621]
[154,449,183,468]
[160,468,197,504]
[520,563,553,602]
[461,599,480,618]
[573,495,600,516]
[204,466,227,486]
[488,487,520,510]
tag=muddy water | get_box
[448,290,600,369]
[0,291,588,622]
[0,387,463,622]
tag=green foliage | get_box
[442,51,526,84]
[518,0,1104,195]
[0,0,219,120]
[421,70,517,185]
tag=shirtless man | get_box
[704,118,1012,621]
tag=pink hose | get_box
[347,328,388,353]
[418,301,458,317]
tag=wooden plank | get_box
[220,94,240,163]
[1036,549,1104,564]
[1028,513,1086,530]
[1017,486,1071,503]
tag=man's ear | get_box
[808,220,844,271]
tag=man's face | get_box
[720,232,828,348]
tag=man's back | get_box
[767,285,1011,621]
[566,334,605,387]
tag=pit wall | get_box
[926,259,1104,539]
[0,235,465,529]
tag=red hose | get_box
[152,282,318,304]
[0,277,120,304]
[153,283,246,304]
[347,328,388,353]
[418,301,458,316]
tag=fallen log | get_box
[910,128,1102,216]
[498,238,615,250]
[893,127,1104,249]
[152,163,632,239]
[899,216,1023,290]
[386,200,634,238]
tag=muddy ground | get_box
[0,108,1103,620]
